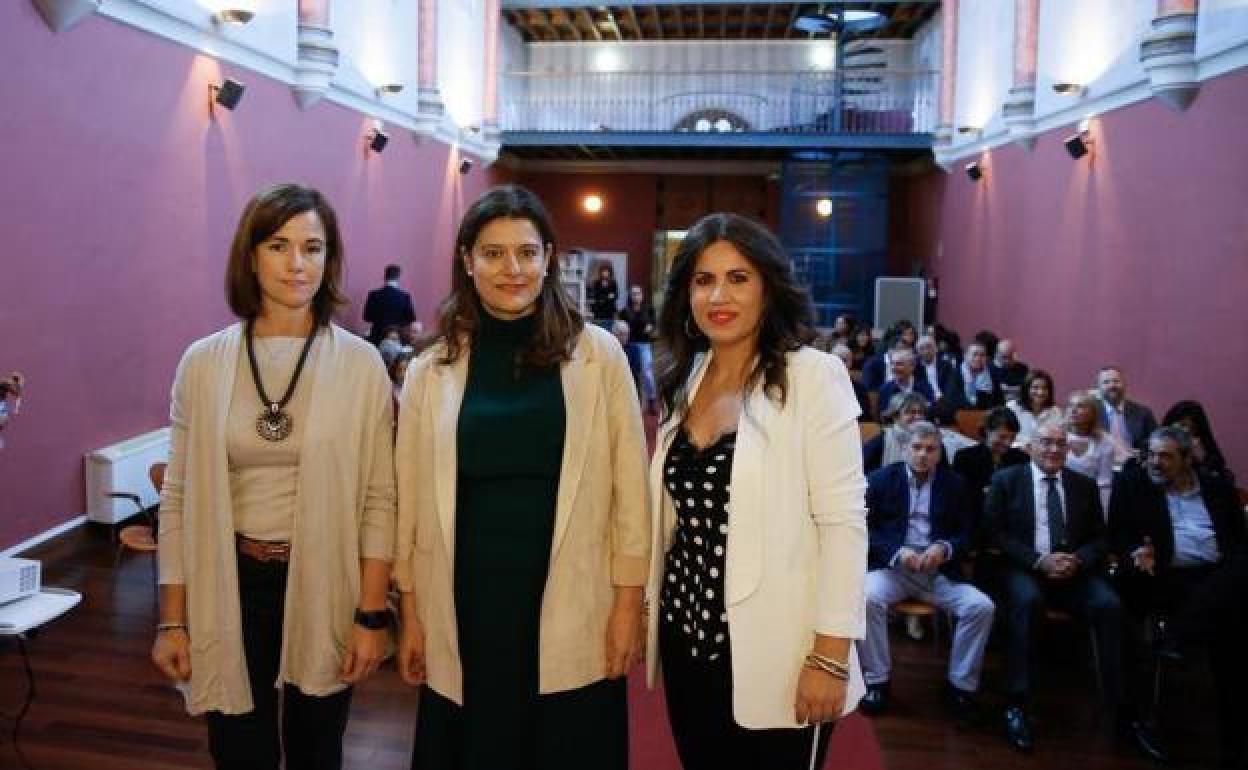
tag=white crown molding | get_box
[92,0,500,157]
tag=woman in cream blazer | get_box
[151,184,396,770]
[645,213,867,770]
[392,186,650,770]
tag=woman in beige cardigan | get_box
[151,184,396,770]
[646,213,867,769]
[392,185,650,769]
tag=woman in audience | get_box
[1006,369,1060,449]
[832,313,855,343]
[647,212,866,768]
[952,407,1028,537]
[863,392,930,474]
[1162,400,1235,484]
[848,326,875,371]
[393,185,649,770]
[151,184,397,770]
[1064,389,1116,513]
[0,371,25,451]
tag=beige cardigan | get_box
[158,323,396,715]
[645,347,868,728]
[393,323,651,702]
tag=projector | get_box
[0,557,41,605]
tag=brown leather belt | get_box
[236,534,291,563]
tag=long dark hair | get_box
[434,185,583,369]
[225,183,347,326]
[655,213,816,417]
[1162,400,1228,474]
[1019,369,1055,414]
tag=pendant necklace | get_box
[245,319,317,442]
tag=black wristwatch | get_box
[354,608,391,630]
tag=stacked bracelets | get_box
[157,622,188,633]
[804,651,850,681]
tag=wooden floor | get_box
[0,525,1224,770]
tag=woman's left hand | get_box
[604,598,644,679]
[340,626,388,684]
[794,667,847,725]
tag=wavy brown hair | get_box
[656,213,816,418]
[435,185,583,370]
[225,183,347,326]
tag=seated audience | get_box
[831,312,855,342]
[849,326,875,371]
[1110,427,1247,768]
[858,421,995,724]
[1096,365,1158,463]
[832,343,872,422]
[990,338,1030,395]
[916,334,963,424]
[985,417,1158,758]
[1065,390,1116,513]
[0,371,25,451]
[931,323,963,366]
[864,392,931,474]
[1007,369,1060,449]
[1162,400,1235,484]
[952,407,1029,542]
[959,342,1003,409]
[861,342,904,393]
[877,348,935,420]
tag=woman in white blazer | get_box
[645,213,867,769]
[151,184,397,770]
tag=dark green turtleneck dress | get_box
[411,311,627,770]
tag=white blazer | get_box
[645,346,868,729]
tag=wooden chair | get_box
[954,409,988,440]
[893,599,947,650]
[109,462,166,598]
[859,421,882,444]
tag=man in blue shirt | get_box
[1110,426,1248,769]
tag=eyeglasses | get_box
[473,244,546,267]
[1035,438,1068,450]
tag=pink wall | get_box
[929,66,1248,478]
[0,4,500,548]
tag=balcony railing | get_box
[500,69,939,135]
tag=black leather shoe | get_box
[944,683,978,729]
[1005,705,1034,754]
[859,683,889,716]
[1119,716,1169,763]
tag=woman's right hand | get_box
[151,629,192,682]
[397,614,427,686]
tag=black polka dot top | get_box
[659,427,735,661]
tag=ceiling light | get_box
[1052,82,1087,98]
[583,194,604,214]
[965,161,983,181]
[213,9,254,25]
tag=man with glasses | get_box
[1110,427,1248,769]
[985,418,1160,759]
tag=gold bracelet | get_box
[157,622,187,633]
[807,651,850,673]
[804,657,850,681]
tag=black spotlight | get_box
[211,78,246,111]
[1064,132,1090,159]
[458,158,474,175]
[367,129,389,154]
[964,161,983,181]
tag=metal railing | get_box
[500,69,939,135]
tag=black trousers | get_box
[999,567,1123,706]
[1118,555,1248,760]
[206,553,353,770]
[659,624,834,770]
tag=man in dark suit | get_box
[875,348,935,421]
[1110,427,1248,769]
[362,264,417,345]
[916,334,964,423]
[858,421,994,724]
[985,417,1159,758]
[1096,366,1158,461]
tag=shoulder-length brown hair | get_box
[224,183,347,326]
[655,212,816,418]
[435,185,583,369]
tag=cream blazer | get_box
[158,323,397,715]
[393,323,651,702]
[645,346,868,729]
